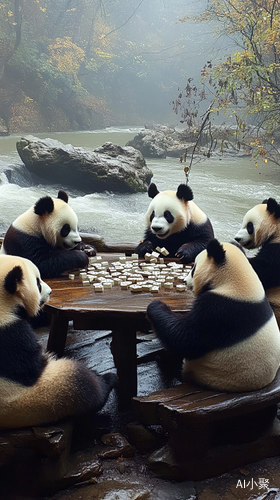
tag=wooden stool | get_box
[132,370,280,480]
[0,420,102,495]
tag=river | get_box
[0,126,280,247]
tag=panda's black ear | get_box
[57,190,68,203]
[266,198,280,218]
[207,239,226,265]
[4,266,23,294]
[34,196,54,216]
[148,183,159,199]
[176,184,193,202]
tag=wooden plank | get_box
[132,384,203,425]
[158,371,280,426]
[133,370,280,427]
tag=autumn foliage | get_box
[177,0,280,164]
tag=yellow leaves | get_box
[24,96,34,103]
[94,49,114,59]
[39,7,46,12]
[48,37,85,83]
[7,10,13,17]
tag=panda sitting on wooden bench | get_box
[0,254,117,428]
[147,239,280,392]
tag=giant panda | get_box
[147,239,280,392]
[1,189,96,279]
[135,183,214,263]
[0,254,117,428]
[234,198,280,326]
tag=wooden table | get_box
[44,254,193,407]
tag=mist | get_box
[0,0,227,132]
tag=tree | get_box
[0,0,22,80]
[176,0,280,165]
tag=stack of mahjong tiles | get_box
[70,251,192,294]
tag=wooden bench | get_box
[132,370,280,480]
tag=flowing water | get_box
[0,126,280,248]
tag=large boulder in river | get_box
[126,124,191,158]
[16,136,153,193]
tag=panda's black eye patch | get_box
[164,211,174,223]
[36,277,42,293]
[60,224,70,238]
[150,211,155,222]
[247,222,254,234]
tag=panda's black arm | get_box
[248,243,280,289]
[147,299,211,359]
[34,248,89,279]
[3,228,89,279]
[147,294,272,360]
[176,220,214,263]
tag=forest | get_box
[1,0,280,166]
[0,0,205,133]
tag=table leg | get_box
[47,315,69,358]
[111,328,137,409]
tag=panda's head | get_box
[186,239,264,301]
[234,198,280,249]
[30,190,81,249]
[0,255,51,326]
[145,183,195,239]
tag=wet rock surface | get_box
[16,136,153,193]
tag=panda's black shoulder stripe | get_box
[148,293,274,361]
[185,293,273,359]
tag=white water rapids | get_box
[0,127,279,248]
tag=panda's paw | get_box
[147,299,170,319]
[135,240,154,258]
[75,242,97,256]
[102,372,119,390]
[176,244,193,263]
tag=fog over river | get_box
[0,127,280,249]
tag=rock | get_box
[126,123,256,159]
[16,136,153,193]
[0,422,73,468]
[98,433,135,458]
[55,450,102,490]
[126,124,191,158]
[126,422,159,454]
[148,444,183,480]
[0,164,38,187]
